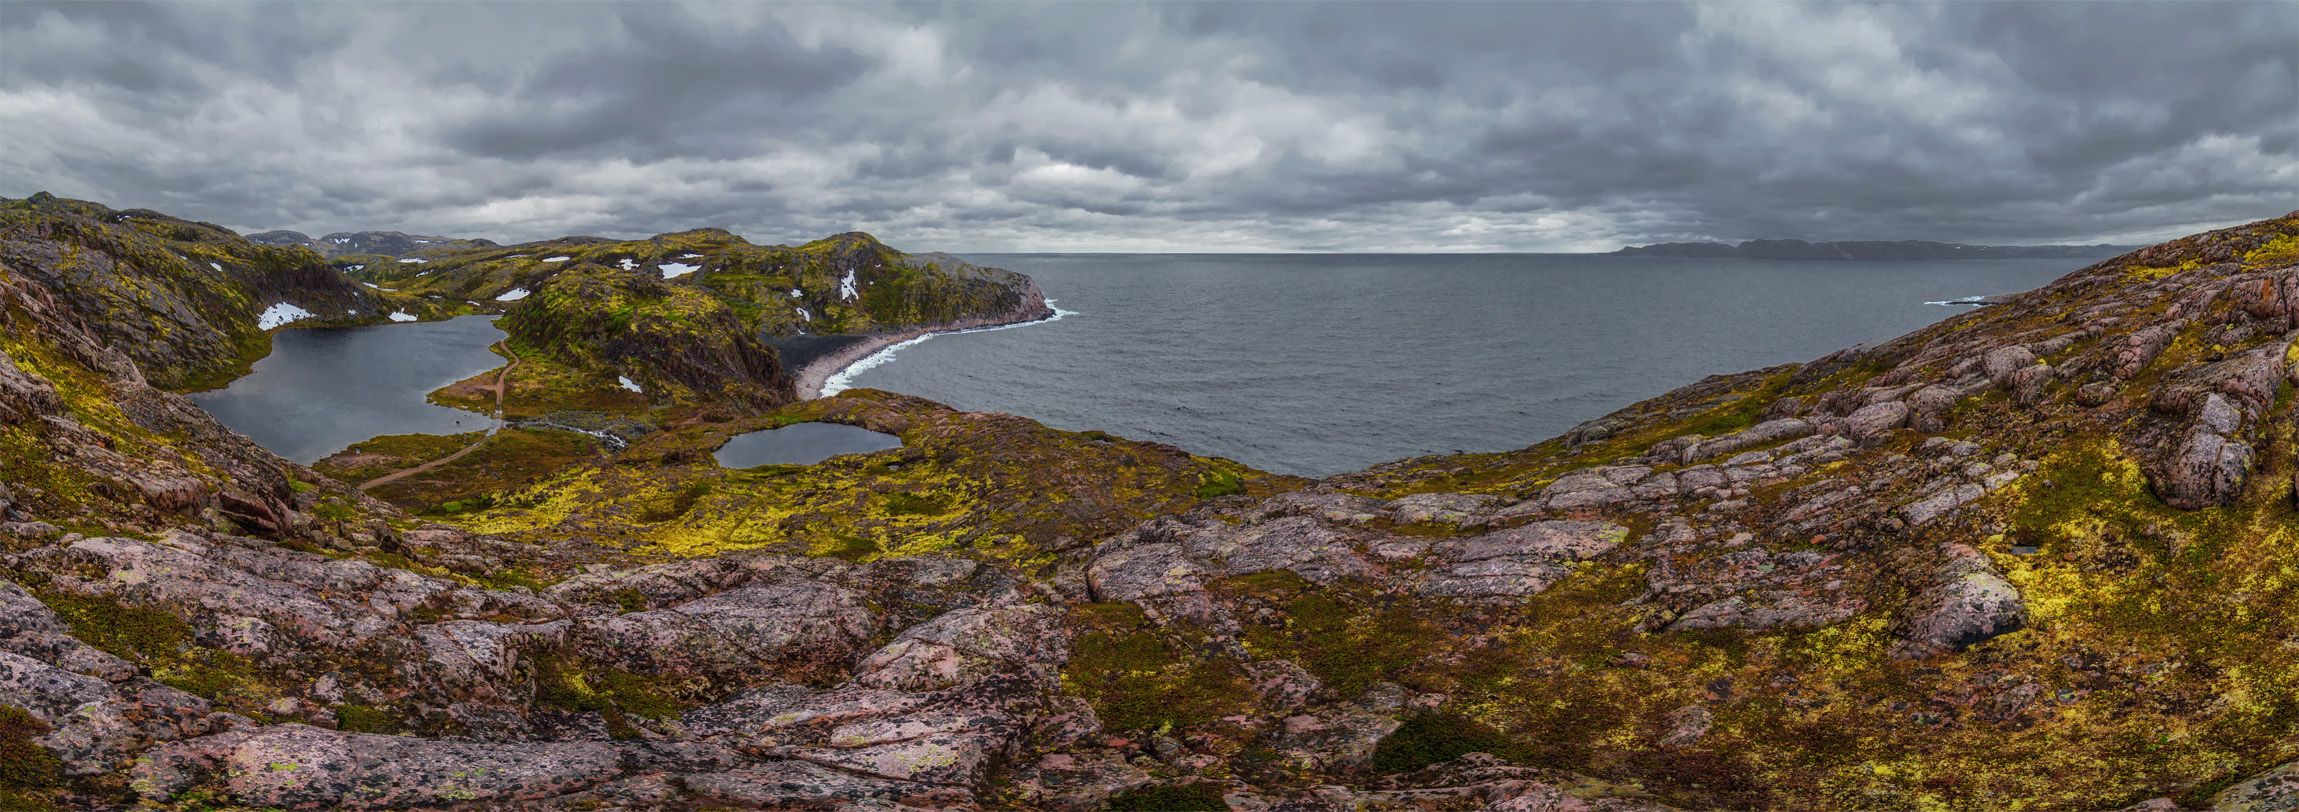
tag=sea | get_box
[831,254,2092,476]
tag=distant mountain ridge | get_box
[1615,238,2132,260]
[245,228,496,258]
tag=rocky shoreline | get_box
[793,285,1055,399]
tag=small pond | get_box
[714,422,904,467]
[188,316,507,463]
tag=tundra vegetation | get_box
[0,193,2294,810]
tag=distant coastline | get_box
[1615,238,2131,261]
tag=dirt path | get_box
[359,343,520,491]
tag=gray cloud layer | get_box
[2,1,2292,251]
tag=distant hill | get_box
[245,229,496,257]
[1614,238,2132,260]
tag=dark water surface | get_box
[714,422,904,467]
[189,316,507,463]
[837,254,2090,476]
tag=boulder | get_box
[1417,520,1628,599]
[1893,544,2026,658]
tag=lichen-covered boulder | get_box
[582,575,876,685]
[1893,544,2027,658]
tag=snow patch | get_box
[789,289,802,298]
[495,288,531,302]
[361,282,398,291]
[388,311,418,323]
[660,262,700,279]
[617,376,643,393]
[346,264,366,271]
[208,262,223,272]
[257,302,315,330]
[541,256,571,263]
[838,268,859,301]
[678,253,703,259]
[398,257,428,264]
[796,307,811,322]
[617,258,638,271]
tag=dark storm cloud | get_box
[0,1,2291,251]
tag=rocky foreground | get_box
[2,206,2298,810]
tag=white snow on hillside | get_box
[495,288,531,302]
[257,303,314,330]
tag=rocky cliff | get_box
[2,204,2296,811]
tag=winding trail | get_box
[359,343,520,491]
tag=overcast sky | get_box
[2,2,2292,252]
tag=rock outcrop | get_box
[3,203,2297,810]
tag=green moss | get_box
[475,568,549,592]
[37,590,273,710]
[0,705,62,794]
[1226,573,1443,699]
[1372,711,1520,774]
[331,704,403,735]
[532,653,686,739]
[1103,782,1228,811]
[609,588,649,615]
[311,497,358,522]
[1061,602,1253,733]
[2243,232,2299,266]
[1195,469,1245,498]
[881,491,951,516]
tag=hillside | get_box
[343,228,1049,340]
[1617,238,2131,260]
[0,203,2295,810]
[0,193,471,390]
[246,230,497,259]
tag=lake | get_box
[188,316,507,463]
[714,422,904,467]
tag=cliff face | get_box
[3,202,2297,811]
